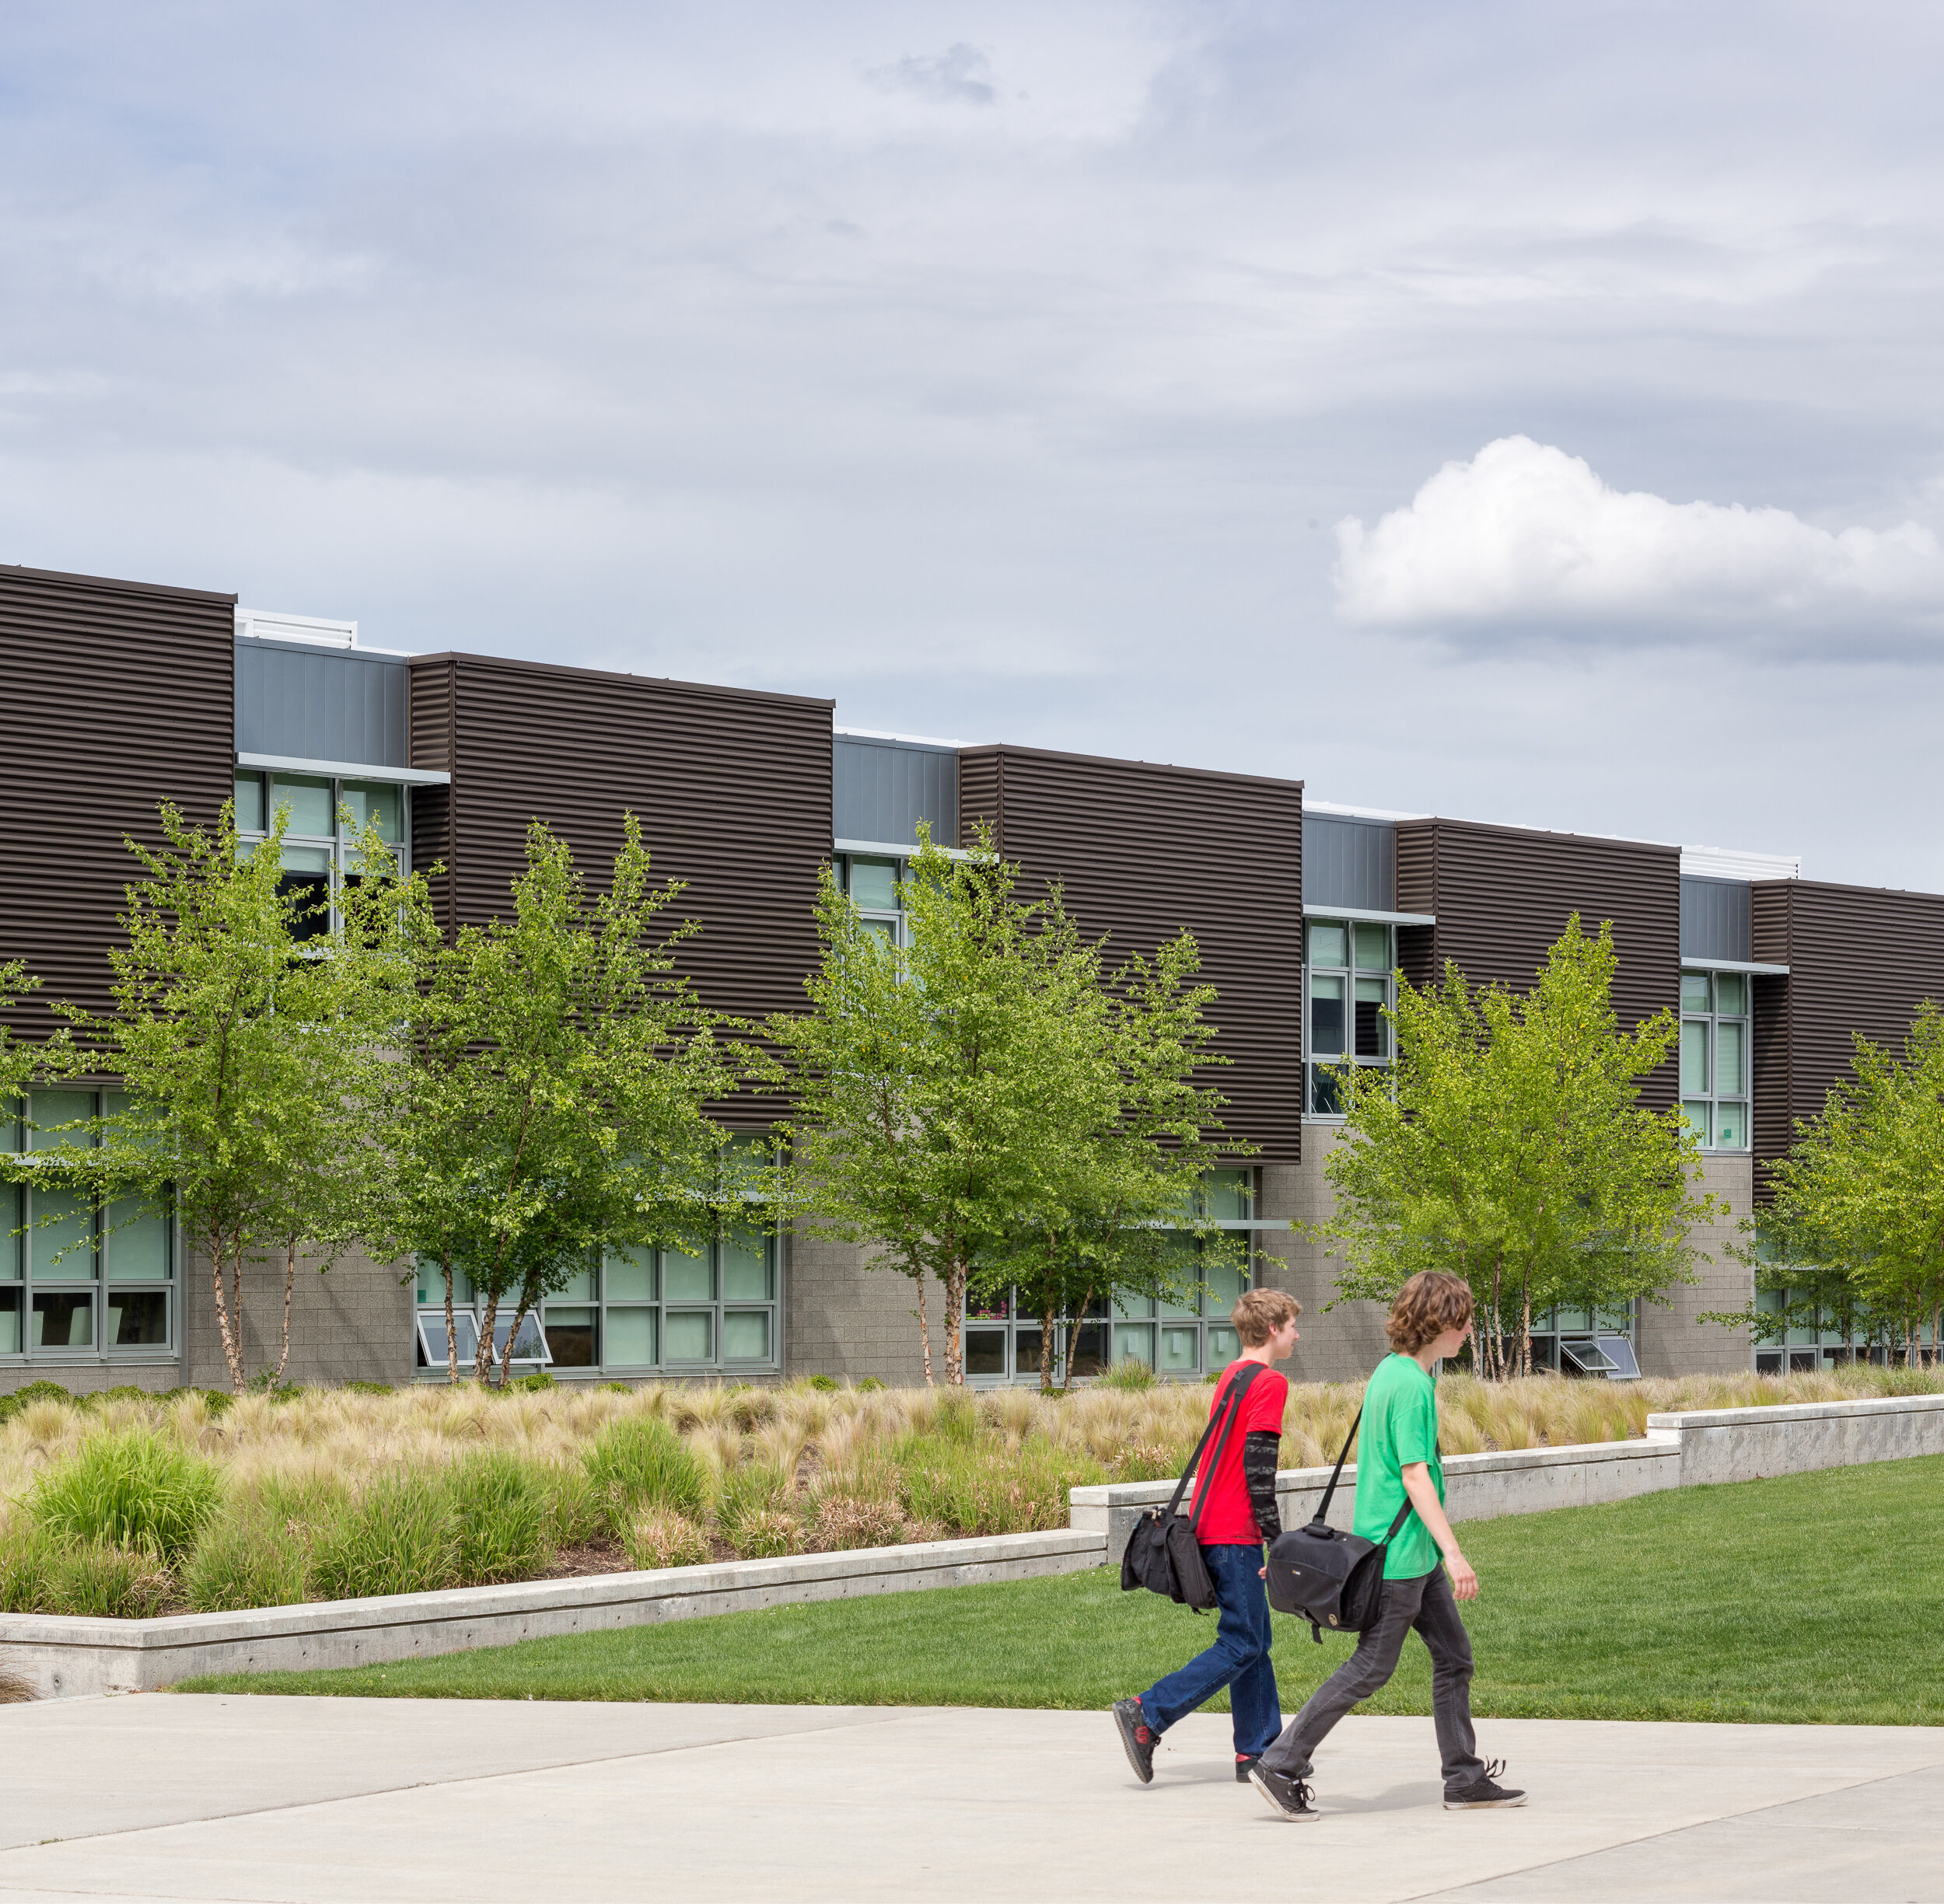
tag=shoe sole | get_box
[1249,1773,1319,1822]
[1112,1708,1154,1785]
[1444,1794,1528,1809]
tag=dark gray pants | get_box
[1259,1567,1485,1795]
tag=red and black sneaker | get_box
[1236,1754,1260,1784]
[1112,1698,1156,1783]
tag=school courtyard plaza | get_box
[0,1695,1935,1904]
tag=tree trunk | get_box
[474,1287,501,1384]
[442,1256,460,1385]
[1519,1283,1533,1380]
[1484,1257,1505,1382]
[274,1235,296,1385]
[1040,1294,1058,1392]
[1061,1287,1096,1393]
[914,1273,934,1385]
[944,1257,967,1386]
[208,1231,247,1395]
[500,1282,540,1386]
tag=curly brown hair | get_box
[1386,1272,1474,1355]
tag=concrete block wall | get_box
[783,1227,946,1385]
[1637,1154,1754,1378]
[1259,1138,1393,1384]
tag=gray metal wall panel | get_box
[1680,877,1751,962]
[959,743,1304,1163]
[234,638,410,767]
[2,565,236,1035]
[833,736,957,849]
[1302,815,1394,911]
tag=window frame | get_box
[233,769,414,941]
[1303,917,1397,1121]
[1679,968,1751,1154]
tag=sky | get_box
[5,1,1944,889]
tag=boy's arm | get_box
[1400,1462,1477,1600]
[1243,1431,1282,1542]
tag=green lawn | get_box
[180,1454,1944,1726]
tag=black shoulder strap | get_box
[1315,1403,1362,1524]
[1163,1361,1267,1526]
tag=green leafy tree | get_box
[767,825,1243,1386]
[1310,916,1720,1378]
[389,816,750,1385]
[17,801,414,1391]
[1698,1205,1904,1364]
[1727,1003,1944,1367]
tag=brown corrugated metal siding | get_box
[408,652,834,1129]
[1,566,235,1037]
[1750,878,1944,1193]
[1393,816,1681,1109]
[957,744,1304,1163]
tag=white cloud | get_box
[1334,437,1944,644]
[864,44,998,107]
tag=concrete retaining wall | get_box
[0,1529,1104,1701]
[1072,1391,1944,1566]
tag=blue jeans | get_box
[1138,1543,1281,1757]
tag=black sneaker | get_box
[1235,1754,1260,1784]
[1112,1698,1156,1784]
[1445,1759,1526,1809]
[1250,1762,1318,1820]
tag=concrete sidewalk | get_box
[0,1695,1939,1902]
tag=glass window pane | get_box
[0,1183,19,1279]
[30,1188,95,1278]
[106,1199,170,1280]
[722,1310,771,1361]
[554,1264,596,1303]
[1067,1321,1110,1380]
[417,1308,481,1368]
[965,1327,1007,1378]
[859,918,897,945]
[107,1288,168,1347]
[1205,1325,1240,1366]
[1309,974,1345,1055]
[661,1246,713,1301]
[32,1290,93,1347]
[414,1258,475,1305]
[848,857,900,912]
[1716,1021,1745,1095]
[271,775,334,837]
[1353,924,1390,971]
[233,772,265,833]
[1354,976,1390,1058]
[341,782,403,843]
[1113,1322,1156,1368]
[1306,922,1347,969]
[278,845,334,942]
[0,1287,18,1354]
[663,1309,714,1361]
[28,1090,96,1150]
[491,1310,549,1362]
[1159,1326,1200,1374]
[604,1306,657,1367]
[1309,1063,1344,1116]
[1015,1325,1046,1377]
[1715,973,1746,1015]
[1680,971,1713,1012]
[1202,1259,1250,1311]
[544,1306,597,1368]
[603,1245,655,1301]
[721,1231,772,1301]
[1680,1019,1709,1093]
[1715,1102,1747,1150]
[1112,1292,1156,1319]
[1202,1168,1252,1222]
[1681,1100,1713,1146]
[1,1096,19,1151]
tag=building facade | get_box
[5,562,1942,1392]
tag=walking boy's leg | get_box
[1220,1548,1281,1766]
[1129,1547,1274,1738]
[1411,1567,1486,1794]
[1257,1574,1428,1781]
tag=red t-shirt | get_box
[1191,1359,1288,1545]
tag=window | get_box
[1680,970,1750,1151]
[1500,1304,1639,1378]
[233,770,412,940]
[1749,1285,1934,1375]
[838,852,906,945]
[412,1228,780,1378]
[1305,919,1393,1116]
[2,1091,175,1362]
[966,1172,1260,1385]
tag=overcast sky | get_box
[6,2,1943,888]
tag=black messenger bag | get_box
[1119,1361,1267,1614]
[1264,1404,1416,1644]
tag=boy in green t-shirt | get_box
[1251,1271,1525,1821]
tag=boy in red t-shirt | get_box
[1113,1287,1300,1786]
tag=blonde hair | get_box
[1231,1287,1300,1348]
[1385,1272,1474,1354]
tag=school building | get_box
[4,561,1942,1393]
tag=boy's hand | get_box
[1446,1551,1479,1600]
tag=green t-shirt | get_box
[1352,1353,1445,1580]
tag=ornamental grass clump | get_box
[448,1450,552,1585]
[624,1508,711,1570]
[894,1431,1104,1536]
[809,1494,907,1552]
[0,1521,171,1618]
[584,1416,707,1536]
[182,1493,314,1613]
[30,1428,221,1565]
[309,1473,460,1602]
